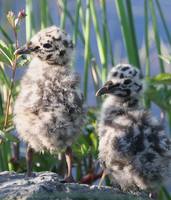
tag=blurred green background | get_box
[0,0,171,199]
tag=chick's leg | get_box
[64,146,75,183]
[98,170,107,187]
[26,145,34,177]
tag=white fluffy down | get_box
[14,57,85,153]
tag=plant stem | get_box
[3,30,18,129]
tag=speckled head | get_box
[96,64,142,98]
[15,26,74,65]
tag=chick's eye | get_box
[124,79,132,85]
[43,43,52,48]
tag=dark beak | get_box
[96,80,118,96]
[14,44,32,55]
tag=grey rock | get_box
[0,171,150,200]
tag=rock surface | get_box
[0,171,150,200]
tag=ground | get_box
[0,171,150,200]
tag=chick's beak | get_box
[14,44,32,55]
[96,86,108,96]
[96,80,117,96]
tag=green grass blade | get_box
[125,0,140,68]
[115,0,134,65]
[149,0,164,73]
[105,23,115,66]
[79,2,100,100]
[90,0,107,82]
[80,2,104,102]
[83,0,91,99]
[101,0,108,70]
[161,186,171,200]
[101,0,115,67]
[0,92,3,115]
[60,0,67,29]
[40,0,49,29]
[0,147,5,171]
[168,112,171,132]
[5,140,12,171]
[79,2,86,32]
[90,0,105,64]
[106,31,115,66]
[115,0,139,68]
[0,25,13,44]
[0,65,10,89]
[144,0,151,108]
[0,143,8,170]
[156,0,171,46]
[91,59,101,105]
[0,42,13,65]
[48,12,53,26]
[72,0,81,45]
[26,0,35,40]
[144,0,150,77]
[64,8,84,43]
[2,142,9,170]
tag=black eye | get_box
[33,46,40,51]
[124,79,132,84]
[43,43,52,48]
[63,40,68,47]
[112,72,118,77]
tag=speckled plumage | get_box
[14,26,85,153]
[97,64,171,192]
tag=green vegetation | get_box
[0,1,171,199]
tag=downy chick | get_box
[96,64,171,195]
[14,26,85,182]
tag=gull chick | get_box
[96,64,171,194]
[14,26,85,181]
